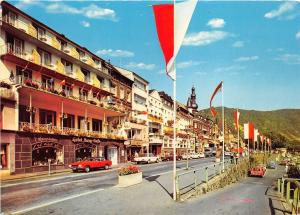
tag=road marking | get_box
[10,188,104,215]
[1,169,116,188]
[52,177,99,187]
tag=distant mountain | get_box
[201,107,300,148]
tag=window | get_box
[60,40,67,51]
[37,27,46,41]
[5,10,17,26]
[134,78,146,91]
[78,116,89,131]
[79,88,88,101]
[61,59,73,74]
[1,144,8,169]
[97,76,104,85]
[92,119,102,132]
[37,48,51,66]
[19,105,35,123]
[81,69,90,83]
[62,83,73,96]
[120,87,125,100]
[32,142,64,166]
[134,94,146,105]
[39,109,56,126]
[41,75,54,90]
[16,67,32,84]
[62,114,74,128]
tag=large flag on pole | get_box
[234,110,240,129]
[152,0,197,80]
[244,122,254,140]
[209,81,223,117]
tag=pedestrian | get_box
[285,162,289,174]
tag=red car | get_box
[249,166,266,177]
[69,157,112,173]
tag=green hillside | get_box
[201,107,300,149]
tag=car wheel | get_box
[156,159,159,163]
[148,160,151,164]
[85,166,90,173]
[104,165,109,170]
[72,170,77,173]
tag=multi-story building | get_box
[0,1,132,175]
[116,67,149,160]
[148,89,163,155]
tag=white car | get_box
[190,153,200,159]
[199,153,205,158]
[182,154,191,160]
[133,153,160,164]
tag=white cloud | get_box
[275,54,300,65]
[296,31,300,39]
[264,2,297,19]
[15,0,41,9]
[207,18,225,28]
[214,65,246,73]
[183,31,229,46]
[177,60,203,69]
[80,21,90,28]
[97,49,134,58]
[232,41,244,48]
[234,56,259,62]
[46,3,117,21]
[125,62,155,70]
[195,71,207,76]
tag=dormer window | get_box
[60,40,68,51]
[5,10,17,27]
[37,27,47,41]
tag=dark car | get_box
[267,161,277,169]
[162,154,182,161]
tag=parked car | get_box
[182,154,191,160]
[267,161,277,169]
[199,153,205,158]
[249,166,266,177]
[69,157,112,173]
[204,148,213,157]
[224,151,231,157]
[133,153,160,164]
[161,154,182,161]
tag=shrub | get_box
[119,165,140,176]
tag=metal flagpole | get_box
[173,0,177,202]
[222,82,225,171]
[237,108,239,157]
[172,66,177,201]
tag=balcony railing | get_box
[14,75,124,112]
[19,122,126,140]
[1,15,109,78]
[0,88,16,101]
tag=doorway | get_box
[107,147,118,165]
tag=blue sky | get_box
[12,0,300,111]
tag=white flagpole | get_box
[222,82,225,171]
[173,0,177,202]
[237,108,239,157]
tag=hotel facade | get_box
[0,1,132,175]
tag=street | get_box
[1,158,287,215]
[1,158,215,214]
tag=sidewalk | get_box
[0,163,130,182]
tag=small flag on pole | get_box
[209,81,223,117]
[244,122,254,140]
[60,80,66,86]
[234,110,240,129]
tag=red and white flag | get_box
[234,109,240,129]
[153,0,197,80]
[244,122,254,140]
[209,81,223,117]
[254,129,259,142]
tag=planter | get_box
[118,172,142,187]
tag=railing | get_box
[19,122,126,140]
[277,177,300,214]
[175,159,236,201]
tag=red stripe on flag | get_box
[248,122,254,140]
[234,110,239,129]
[152,4,174,72]
[209,81,222,118]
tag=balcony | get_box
[0,87,16,101]
[1,15,110,79]
[19,122,126,140]
[149,134,164,144]
[14,76,125,113]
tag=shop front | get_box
[11,132,126,174]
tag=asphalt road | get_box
[6,162,287,215]
[1,157,216,214]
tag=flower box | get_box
[118,172,142,187]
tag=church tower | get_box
[187,86,198,112]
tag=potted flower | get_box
[118,165,142,187]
